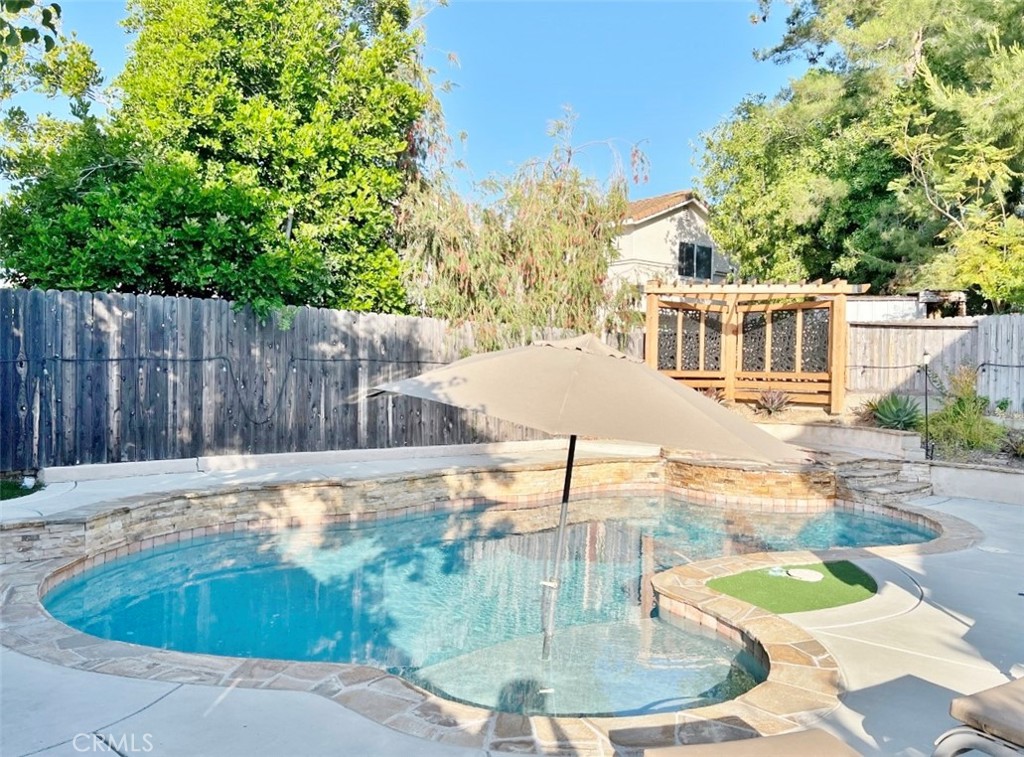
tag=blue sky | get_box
[29,0,807,201]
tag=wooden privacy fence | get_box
[847,314,1024,412]
[644,280,868,413]
[0,288,567,473]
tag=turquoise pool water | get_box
[44,494,934,716]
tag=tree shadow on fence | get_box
[0,288,580,471]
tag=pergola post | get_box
[829,293,847,414]
[722,294,739,402]
[644,289,659,369]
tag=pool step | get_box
[831,457,903,473]
[830,453,934,507]
[835,467,902,486]
[838,478,934,505]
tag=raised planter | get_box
[929,462,1024,506]
[757,422,924,460]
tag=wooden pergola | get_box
[644,279,870,413]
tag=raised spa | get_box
[44,493,935,717]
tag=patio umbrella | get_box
[371,334,807,658]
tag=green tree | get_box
[702,0,1024,310]
[113,0,425,312]
[1,0,427,314]
[400,113,637,348]
[0,126,300,309]
[699,73,928,290]
[1,0,61,67]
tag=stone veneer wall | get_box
[3,456,848,565]
[664,457,836,511]
[2,458,664,564]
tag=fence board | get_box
[211,300,229,455]
[73,292,93,463]
[13,290,31,469]
[119,293,139,462]
[978,314,1024,413]
[226,303,239,452]
[40,291,61,468]
[187,298,204,457]
[21,291,40,471]
[20,290,39,470]
[0,289,15,471]
[199,298,217,455]
[354,312,370,450]
[173,297,190,458]
[164,296,179,460]
[57,293,77,465]
[96,293,120,462]
[288,308,305,454]
[308,306,325,452]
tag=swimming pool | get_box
[44,493,935,716]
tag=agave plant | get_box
[702,387,726,404]
[757,389,791,416]
[873,394,922,430]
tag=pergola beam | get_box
[645,280,871,296]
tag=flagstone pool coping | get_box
[0,457,983,755]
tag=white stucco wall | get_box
[845,297,926,322]
[609,205,729,287]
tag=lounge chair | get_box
[933,677,1024,756]
[643,728,860,756]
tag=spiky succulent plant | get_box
[873,394,922,430]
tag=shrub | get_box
[946,365,978,400]
[873,394,922,430]
[757,389,791,415]
[1002,430,1024,458]
[927,366,1005,453]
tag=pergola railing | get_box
[644,280,870,413]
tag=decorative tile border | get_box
[0,455,983,754]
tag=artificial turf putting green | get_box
[706,561,877,614]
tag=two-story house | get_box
[609,190,735,288]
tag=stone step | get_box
[838,479,933,505]
[836,468,902,485]
[832,458,904,473]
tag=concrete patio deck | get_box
[1,442,1021,756]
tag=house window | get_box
[679,243,713,280]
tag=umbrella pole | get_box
[542,434,576,661]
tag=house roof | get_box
[625,190,704,224]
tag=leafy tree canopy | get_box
[701,0,1024,311]
[1,0,427,314]
[399,111,640,348]
[0,0,61,67]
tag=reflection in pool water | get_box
[45,494,934,716]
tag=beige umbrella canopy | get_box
[373,333,806,463]
[372,334,807,658]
